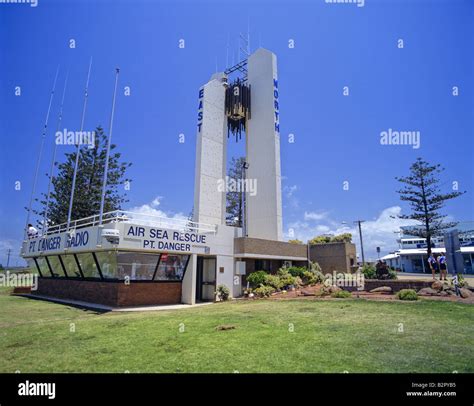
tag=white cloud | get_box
[304,211,329,221]
[285,206,418,260]
[127,196,188,227]
[283,184,299,209]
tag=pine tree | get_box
[395,158,465,258]
[226,156,245,226]
[34,126,132,227]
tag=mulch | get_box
[260,284,474,304]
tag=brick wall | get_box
[234,237,307,258]
[309,242,357,273]
[32,278,182,307]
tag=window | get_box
[33,251,190,281]
[36,257,52,277]
[76,253,101,278]
[463,254,473,274]
[116,252,158,280]
[95,251,118,279]
[255,259,271,272]
[47,256,66,277]
[411,257,425,273]
[61,255,82,278]
[155,254,189,281]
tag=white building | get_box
[21,48,309,308]
[381,222,474,274]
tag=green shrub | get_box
[331,290,351,298]
[387,268,398,280]
[302,270,316,285]
[254,285,275,297]
[309,261,322,273]
[307,262,326,284]
[457,273,469,288]
[287,266,307,278]
[280,274,296,288]
[277,267,289,277]
[264,274,283,290]
[302,270,325,285]
[361,264,376,279]
[314,271,326,284]
[277,268,301,288]
[215,285,230,301]
[247,271,267,287]
[397,289,418,301]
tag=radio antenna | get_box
[67,57,92,230]
[24,65,59,239]
[43,70,69,232]
[226,34,229,69]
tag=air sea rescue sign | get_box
[125,226,207,253]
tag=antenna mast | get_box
[43,71,69,232]
[24,66,59,238]
[66,57,92,230]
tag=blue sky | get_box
[1,0,473,266]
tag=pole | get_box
[6,249,11,268]
[99,68,120,225]
[24,66,59,238]
[67,57,92,230]
[354,220,366,265]
[43,71,69,232]
[241,161,249,237]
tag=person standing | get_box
[27,224,38,239]
[427,253,438,280]
[438,252,448,281]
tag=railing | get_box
[41,210,217,236]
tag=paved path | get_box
[18,294,214,312]
[397,272,474,283]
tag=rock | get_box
[369,286,393,294]
[438,291,448,296]
[301,290,315,296]
[418,287,439,296]
[318,286,332,296]
[329,286,342,294]
[442,283,452,291]
[432,281,444,291]
[460,288,472,299]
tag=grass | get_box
[0,286,473,373]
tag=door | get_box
[196,257,216,302]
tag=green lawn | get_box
[0,286,473,373]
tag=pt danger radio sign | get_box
[125,225,208,253]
